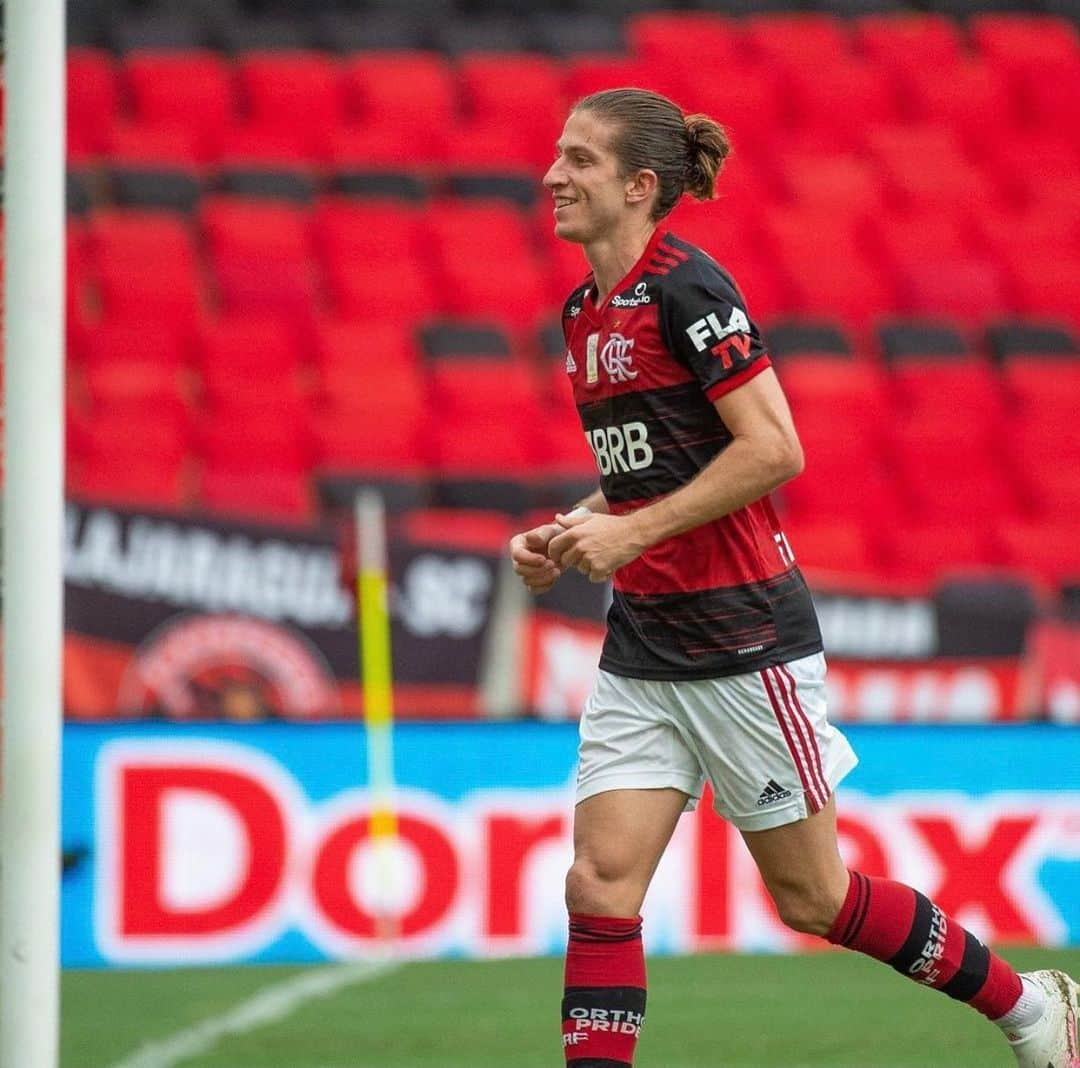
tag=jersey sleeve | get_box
[660,258,771,402]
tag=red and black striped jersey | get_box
[561,228,822,680]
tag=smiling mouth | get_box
[554,198,577,210]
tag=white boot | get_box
[1004,971,1079,1068]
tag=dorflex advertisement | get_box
[62,722,1080,968]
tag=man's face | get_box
[543,110,630,244]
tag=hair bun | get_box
[683,113,731,202]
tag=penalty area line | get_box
[104,959,400,1068]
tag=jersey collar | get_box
[582,226,668,323]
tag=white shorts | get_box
[576,653,858,831]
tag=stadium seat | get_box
[67,48,118,160]
[763,319,856,359]
[95,258,205,329]
[972,203,1080,267]
[625,12,741,67]
[987,320,1079,362]
[741,13,852,74]
[107,10,212,52]
[107,166,202,212]
[195,416,313,480]
[200,196,316,322]
[343,52,457,133]
[194,316,306,407]
[900,260,1010,325]
[889,419,1019,522]
[968,14,1080,76]
[853,14,965,75]
[997,521,1080,587]
[563,56,679,107]
[1008,258,1080,326]
[900,61,1018,153]
[877,319,973,362]
[531,12,627,56]
[681,66,786,156]
[198,467,315,524]
[123,50,235,161]
[778,153,884,217]
[783,61,900,151]
[78,319,191,374]
[420,320,515,361]
[215,13,316,52]
[433,15,534,54]
[311,319,420,406]
[457,54,565,127]
[84,209,199,274]
[235,52,345,159]
[312,11,433,52]
[217,168,318,204]
[879,522,1000,584]
[782,517,879,577]
[105,123,205,172]
[888,359,1004,430]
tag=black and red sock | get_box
[826,870,1022,1020]
[562,913,646,1067]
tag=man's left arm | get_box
[548,368,803,581]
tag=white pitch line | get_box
[104,959,400,1068]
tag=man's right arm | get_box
[510,488,607,594]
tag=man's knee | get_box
[768,876,847,936]
[565,858,643,917]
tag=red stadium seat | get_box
[198,467,315,524]
[123,50,235,161]
[1002,359,1080,420]
[765,212,895,326]
[427,360,546,477]
[682,66,786,156]
[784,61,900,151]
[968,15,1080,77]
[626,12,741,64]
[194,316,306,405]
[457,54,565,128]
[563,56,683,109]
[901,60,1018,142]
[329,122,447,168]
[95,259,205,329]
[1009,259,1080,326]
[742,14,851,72]
[778,153,884,216]
[973,203,1080,267]
[311,319,420,401]
[899,260,1010,325]
[218,123,315,166]
[106,123,204,169]
[77,319,191,373]
[442,118,554,172]
[879,522,1000,584]
[997,521,1080,586]
[200,196,315,321]
[85,209,199,272]
[236,52,345,159]
[1017,58,1080,133]
[853,14,965,75]
[67,48,118,161]
[782,517,879,578]
[323,255,435,326]
[889,419,1019,523]
[889,359,1004,430]
[344,52,457,131]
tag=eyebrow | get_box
[556,140,600,157]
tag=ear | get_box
[625,168,658,208]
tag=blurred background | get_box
[15,0,1080,1060]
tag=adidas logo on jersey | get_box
[756,779,793,807]
[565,350,577,374]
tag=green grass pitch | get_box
[63,947,1080,1067]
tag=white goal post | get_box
[1,1,67,1066]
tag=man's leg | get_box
[562,787,688,1068]
[741,798,1079,1066]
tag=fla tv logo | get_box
[685,307,752,369]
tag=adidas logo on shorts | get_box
[756,779,793,807]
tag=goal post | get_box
[1,0,67,1066]
[354,490,399,947]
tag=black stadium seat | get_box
[312,11,431,52]
[218,168,319,205]
[333,171,429,202]
[764,318,855,359]
[109,168,203,212]
[986,319,1080,361]
[530,13,627,55]
[420,321,514,361]
[434,16,534,54]
[444,173,538,208]
[878,319,972,361]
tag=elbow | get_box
[770,433,804,485]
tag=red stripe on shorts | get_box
[761,668,821,812]
[776,663,830,806]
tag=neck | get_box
[585,218,657,302]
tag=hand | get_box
[509,521,565,595]
[548,511,645,583]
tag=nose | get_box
[543,156,566,191]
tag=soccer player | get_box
[510,87,1079,1068]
